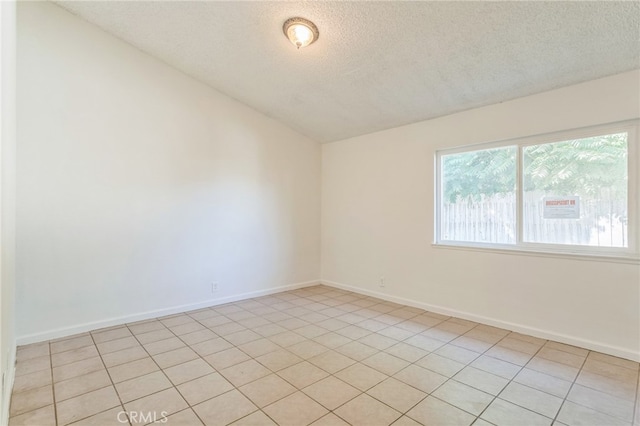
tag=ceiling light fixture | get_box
[283,17,319,49]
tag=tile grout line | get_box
[471,337,551,424]
[529,355,635,403]
[262,298,469,424]
[50,347,119,424]
[213,292,376,424]
[267,292,384,426]
[226,297,351,425]
[393,320,521,424]
[634,369,640,426]
[49,341,59,426]
[410,327,508,424]
[200,293,356,425]
[237,290,369,424]
[331,310,452,422]
[369,318,533,423]
[164,305,283,426]
[143,298,328,424]
[88,331,131,426]
[108,313,264,420]
[277,289,554,423]
[317,291,456,424]
[124,320,210,425]
[394,315,634,422]
[9,345,58,424]
[8,348,63,423]
[549,348,590,425]
[369,312,594,423]
[564,350,639,424]
[241,292,360,425]
[200,293,566,425]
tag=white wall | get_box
[1,0,17,423]
[16,1,321,342]
[322,70,640,361]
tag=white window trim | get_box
[434,120,640,262]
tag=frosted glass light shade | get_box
[283,17,319,49]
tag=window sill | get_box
[431,242,640,265]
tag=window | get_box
[435,122,638,258]
[440,146,517,244]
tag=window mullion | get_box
[516,145,523,245]
[434,153,442,244]
[629,126,639,254]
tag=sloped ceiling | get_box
[56,1,640,143]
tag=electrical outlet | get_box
[211,282,219,293]
[379,276,385,288]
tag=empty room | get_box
[1,1,639,425]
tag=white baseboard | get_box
[1,344,16,426]
[16,280,320,346]
[322,280,640,362]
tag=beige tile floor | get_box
[8,285,640,426]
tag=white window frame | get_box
[434,120,639,262]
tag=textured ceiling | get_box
[56,1,640,143]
